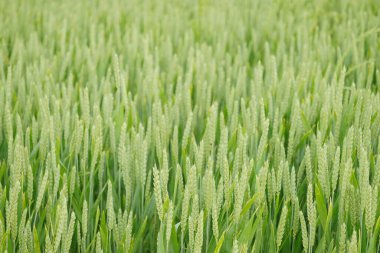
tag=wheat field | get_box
[0,0,380,252]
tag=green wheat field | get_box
[0,0,380,252]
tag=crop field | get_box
[0,0,380,252]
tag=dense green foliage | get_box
[0,0,380,252]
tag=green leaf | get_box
[157,225,165,253]
[315,182,327,231]
[324,200,333,240]
[240,193,258,217]
[33,227,41,253]
[213,231,225,253]
[132,217,147,252]
[170,221,179,253]
[368,216,380,251]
